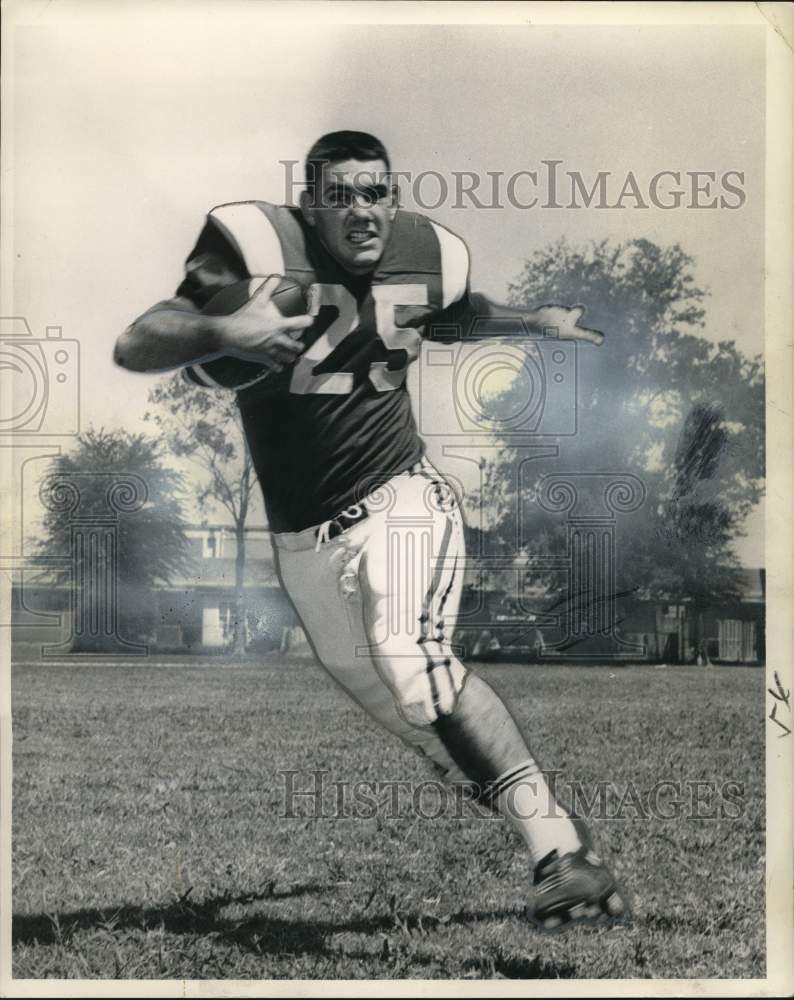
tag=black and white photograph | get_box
[1,1,792,994]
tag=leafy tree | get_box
[36,427,190,650]
[146,374,257,655]
[473,238,764,660]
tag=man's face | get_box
[301,158,397,274]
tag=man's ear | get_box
[299,189,316,227]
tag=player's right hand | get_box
[217,275,314,371]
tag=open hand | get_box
[532,305,604,346]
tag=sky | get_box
[5,2,766,561]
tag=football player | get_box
[115,130,628,931]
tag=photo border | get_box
[0,1,790,996]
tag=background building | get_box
[11,518,765,666]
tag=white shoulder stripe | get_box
[210,203,285,276]
[429,222,470,308]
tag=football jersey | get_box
[176,202,470,532]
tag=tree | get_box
[473,238,764,659]
[36,427,190,650]
[146,374,257,655]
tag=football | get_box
[183,275,308,390]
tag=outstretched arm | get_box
[427,223,603,346]
[471,291,604,345]
[431,290,604,346]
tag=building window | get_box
[718,619,757,662]
[202,531,223,559]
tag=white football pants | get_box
[272,458,470,779]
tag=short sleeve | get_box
[428,221,470,309]
[175,217,249,308]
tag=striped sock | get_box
[488,759,581,865]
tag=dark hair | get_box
[305,130,390,195]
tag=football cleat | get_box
[527,844,630,932]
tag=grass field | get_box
[11,657,765,981]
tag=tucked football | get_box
[183,275,308,390]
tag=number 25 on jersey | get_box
[289,283,428,395]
